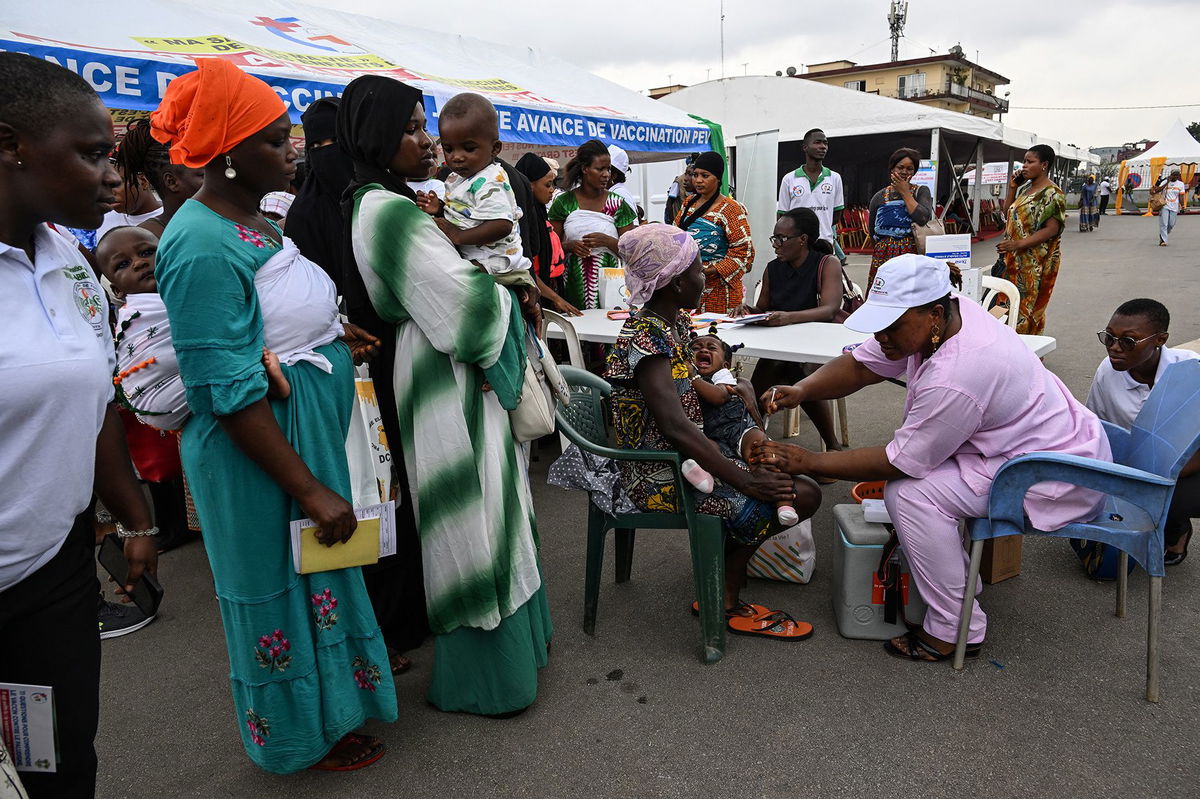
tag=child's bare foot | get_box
[263,348,291,400]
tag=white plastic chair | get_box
[979,275,1020,330]
[540,309,584,368]
[540,309,584,451]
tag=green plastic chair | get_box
[554,365,728,664]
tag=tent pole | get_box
[972,140,984,234]
[929,128,941,205]
[938,135,973,226]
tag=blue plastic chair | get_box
[953,359,1200,702]
[553,365,728,664]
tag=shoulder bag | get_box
[1148,183,1167,213]
[910,188,944,254]
[816,254,865,324]
[912,216,945,254]
[509,325,570,443]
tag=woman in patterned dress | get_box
[997,145,1065,335]
[548,139,636,309]
[674,151,755,314]
[866,148,934,287]
[606,225,820,640]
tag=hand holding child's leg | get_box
[741,429,800,527]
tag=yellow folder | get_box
[295,517,381,574]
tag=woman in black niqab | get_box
[284,97,356,291]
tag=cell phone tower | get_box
[888,1,908,62]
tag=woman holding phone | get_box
[996,145,1065,335]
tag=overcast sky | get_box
[328,0,1197,151]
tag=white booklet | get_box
[862,498,893,525]
[288,501,397,574]
[0,683,55,774]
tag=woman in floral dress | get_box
[997,145,1065,335]
[548,139,636,309]
[605,225,819,639]
[151,59,395,774]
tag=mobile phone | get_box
[1012,169,1027,186]
[97,533,163,617]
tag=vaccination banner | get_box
[1,0,710,156]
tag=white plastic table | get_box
[548,309,1057,363]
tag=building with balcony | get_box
[799,49,1009,119]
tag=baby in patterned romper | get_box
[418,92,532,277]
[682,330,803,527]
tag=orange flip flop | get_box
[690,600,769,618]
[727,610,814,641]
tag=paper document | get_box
[0,683,55,773]
[289,501,397,574]
[862,499,893,525]
[691,313,770,329]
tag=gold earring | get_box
[931,325,942,350]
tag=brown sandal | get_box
[309,732,386,772]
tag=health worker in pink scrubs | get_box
[754,254,1111,662]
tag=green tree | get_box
[1189,121,1200,142]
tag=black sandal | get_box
[690,600,768,618]
[883,630,981,662]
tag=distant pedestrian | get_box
[1078,176,1097,232]
[1154,169,1186,246]
[1098,176,1111,216]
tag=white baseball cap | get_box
[843,253,952,333]
[607,144,631,174]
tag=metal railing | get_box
[945,81,1008,112]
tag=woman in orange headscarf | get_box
[151,58,396,774]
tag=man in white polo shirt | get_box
[777,128,846,259]
[0,53,158,799]
[1086,298,1199,566]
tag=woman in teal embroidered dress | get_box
[150,59,396,774]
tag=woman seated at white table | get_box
[737,208,845,451]
[754,254,1111,662]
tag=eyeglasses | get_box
[769,234,802,246]
[1096,330,1158,352]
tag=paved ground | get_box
[95,212,1200,798]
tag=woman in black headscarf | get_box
[338,76,552,718]
[287,95,431,677]
[673,150,755,313]
[515,152,578,316]
[285,98,355,290]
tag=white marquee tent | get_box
[1115,119,1200,213]
[1126,119,1200,165]
[661,76,1097,232]
[1,0,710,161]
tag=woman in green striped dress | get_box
[337,76,552,716]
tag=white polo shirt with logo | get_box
[778,165,845,244]
[1085,346,1199,430]
[0,225,114,591]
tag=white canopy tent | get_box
[1126,119,1200,165]
[1116,119,1200,214]
[1,0,710,162]
[662,76,1096,233]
